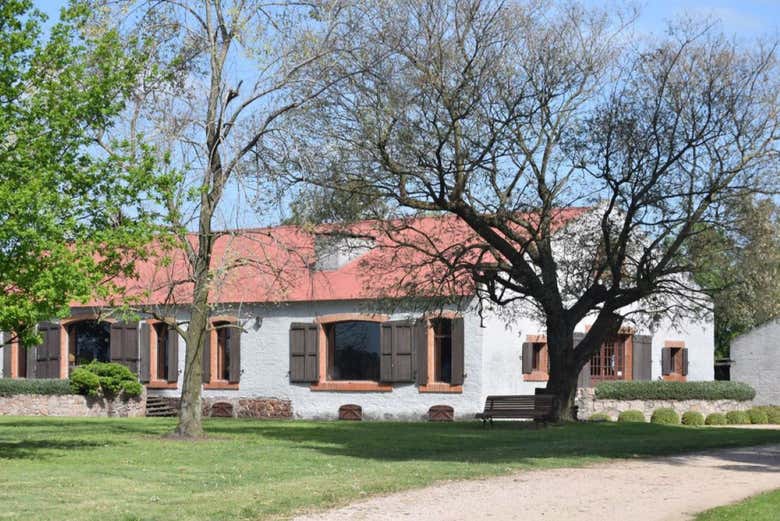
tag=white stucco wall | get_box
[731,319,780,405]
[63,297,714,420]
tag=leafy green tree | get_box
[0,1,159,346]
[690,196,780,358]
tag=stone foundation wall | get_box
[576,388,752,421]
[152,396,293,419]
[0,392,146,417]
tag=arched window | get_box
[68,320,111,367]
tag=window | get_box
[431,318,452,383]
[215,323,231,381]
[531,343,545,372]
[590,336,626,381]
[68,320,110,366]
[328,321,380,381]
[669,347,683,374]
[154,323,169,381]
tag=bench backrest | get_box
[482,394,554,418]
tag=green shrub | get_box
[705,413,727,425]
[747,407,769,424]
[588,412,612,422]
[726,410,751,425]
[617,410,645,423]
[594,381,755,401]
[0,378,72,396]
[681,411,705,426]
[68,362,142,399]
[650,408,680,425]
[764,406,780,424]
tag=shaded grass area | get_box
[1,417,779,521]
[695,489,780,520]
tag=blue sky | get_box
[33,0,779,227]
[34,0,780,37]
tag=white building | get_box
[1,214,714,419]
[731,319,780,405]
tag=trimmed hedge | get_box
[594,381,755,401]
[726,410,751,425]
[747,407,769,425]
[0,378,73,397]
[681,411,705,426]
[588,412,612,422]
[651,408,680,425]
[758,406,780,424]
[705,413,727,425]
[617,410,645,423]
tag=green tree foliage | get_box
[0,1,160,345]
[285,177,389,225]
[689,196,780,358]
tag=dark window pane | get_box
[438,336,452,383]
[155,324,168,379]
[332,321,380,381]
[216,325,230,381]
[72,321,110,365]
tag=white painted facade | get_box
[136,298,713,420]
[731,319,780,405]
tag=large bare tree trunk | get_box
[545,320,580,422]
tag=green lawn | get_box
[695,489,780,520]
[1,418,779,521]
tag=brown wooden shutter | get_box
[36,323,60,379]
[138,323,151,383]
[26,342,36,378]
[450,317,465,386]
[228,323,241,383]
[167,326,179,383]
[2,332,11,378]
[202,328,211,383]
[574,333,591,387]
[415,319,428,386]
[110,322,139,375]
[290,322,319,382]
[380,321,414,383]
[661,347,672,375]
[681,348,689,376]
[632,335,653,381]
[522,342,534,374]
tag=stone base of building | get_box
[0,392,146,417]
[202,397,293,418]
[576,387,752,421]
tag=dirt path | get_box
[292,444,780,521]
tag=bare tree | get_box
[91,0,344,437]
[290,0,780,420]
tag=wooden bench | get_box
[475,394,554,425]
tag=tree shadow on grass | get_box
[203,420,780,468]
[0,438,122,461]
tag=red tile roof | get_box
[104,209,587,306]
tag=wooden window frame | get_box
[662,340,688,382]
[523,334,549,382]
[419,311,463,393]
[146,320,178,389]
[203,316,240,390]
[62,315,116,379]
[310,313,392,392]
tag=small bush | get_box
[0,378,72,396]
[747,407,769,424]
[681,411,705,426]
[588,412,612,422]
[68,362,142,398]
[594,381,755,401]
[764,406,780,424]
[726,410,751,425]
[617,410,645,423]
[651,408,680,425]
[705,413,727,425]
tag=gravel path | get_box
[292,444,780,521]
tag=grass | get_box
[695,489,780,520]
[1,418,779,521]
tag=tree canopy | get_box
[0,0,160,346]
